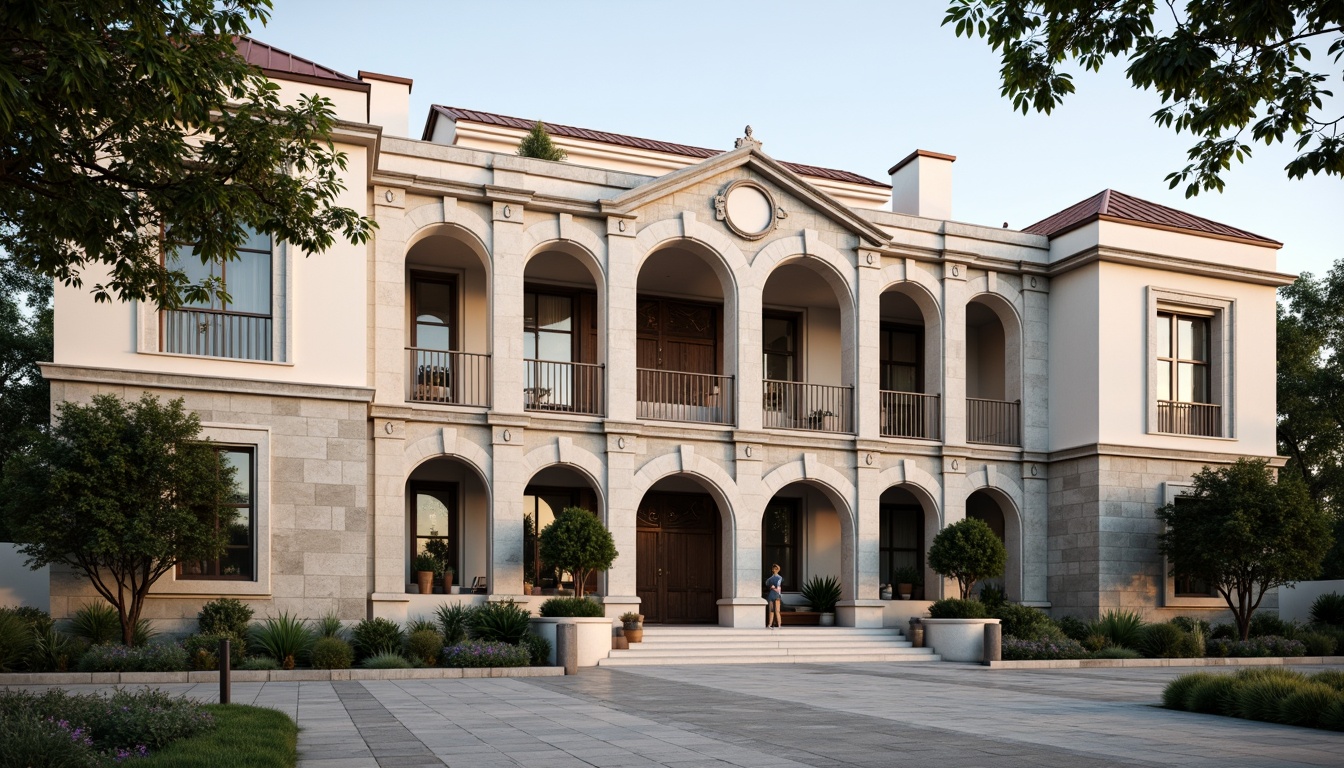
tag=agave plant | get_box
[435,603,477,645]
[469,600,531,644]
[314,611,345,640]
[67,603,121,646]
[249,612,315,670]
[800,575,842,614]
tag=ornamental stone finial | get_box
[734,125,762,150]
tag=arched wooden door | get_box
[635,492,719,624]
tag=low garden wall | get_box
[987,655,1344,669]
[0,666,565,686]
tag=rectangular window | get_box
[524,488,580,592]
[179,447,255,580]
[161,225,273,361]
[762,497,800,592]
[1169,496,1219,598]
[879,504,924,585]
[1157,310,1219,436]
[762,313,798,382]
[412,274,457,352]
[411,483,458,584]
[880,323,923,393]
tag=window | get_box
[880,324,922,393]
[880,504,924,585]
[1169,497,1219,598]
[524,488,579,591]
[1160,482,1223,607]
[412,274,457,352]
[161,225,273,361]
[1148,288,1231,439]
[762,497,800,592]
[411,484,458,586]
[179,447,255,580]
[762,313,798,382]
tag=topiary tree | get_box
[1157,458,1331,641]
[516,121,567,161]
[928,517,1006,599]
[2,394,235,645]
[538,507,617,598]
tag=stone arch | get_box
[875,461,943,528]
[758,455,859,600]
[965,278,1025,406]
[403,427,493,485]
[521,437,608,515]
[966,466,1026,602]
[521,217,608,279]
[633,213,750,281]
[401,201,493,263]
[878,270,945,397]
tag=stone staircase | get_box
[598,625,940,666]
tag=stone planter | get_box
[922,618,1000,662]
[529,616,615,667]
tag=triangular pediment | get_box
[600,146,891,247]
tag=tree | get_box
[537,507,617,598]
[928,517,1007,599]
[516,121,568,161]
[1156,458,1331,640]
[2,394,235,645]
[1278,263,1344,578]
[0,0,375,309]
[944,1,1344,195]
[0,277,51,541]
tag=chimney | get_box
[359,70,413,137]
[888,150,956,220]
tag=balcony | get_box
[762,380,853,434]
[1158,401,1221,437]
[880,391,940,440]
[407,348,491,407]
[637,369,734,425]
[967,398,1020,446]
[162,309,272,361]
[524,359,604,416]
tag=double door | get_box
[635,492,719,624]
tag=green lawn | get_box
[138,704,297,767]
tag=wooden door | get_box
[635,492,719,624]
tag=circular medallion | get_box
[720,181,776,240]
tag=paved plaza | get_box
[11,663,1344,767]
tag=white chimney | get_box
[888,150,955,220]
[359,70,413,137]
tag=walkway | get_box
[10,663,1343,767]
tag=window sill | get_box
[1147,429,1236,441]
[140,350,292,366]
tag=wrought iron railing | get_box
[524,359,604,416]
[1158,400,1221,437]
[161,309,272,361]
[966,398,1020,446]
[636,369,734,425]
[407,348,491,407]
[762,380,853,434]
[880,391,940,440]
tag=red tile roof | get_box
[1023,189,1279,245]
[427,106,889,188]
[234,37,367,91]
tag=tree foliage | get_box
[1,394,235,644]
[1277,262,1344,578]
[944,1,1344,195]
[1156,458,1331,640]
[0,277,51,541]
[516,121,568,161]
[537,507,617,598]
[0,0,375,309]
[928,517,1007,599]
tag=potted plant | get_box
[620,611,644,643]
[444,566,457,594]
[892,567,922,600]
[880,583,893,600]
[807,409,836,430]
[800,575,841,626]
[538,507,618,599]
[923,518,1006,661]
[413,552,437,595]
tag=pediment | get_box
[600,146,891,248]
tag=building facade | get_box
[43,39,1292,632]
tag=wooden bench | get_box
[780,610,821,626]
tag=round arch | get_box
[758,457,858,600]
[521,438,608,517]
[965,287,1024,405]
[965,481,1025,603]
[878,277,944,397]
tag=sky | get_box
[257,1,1342,279]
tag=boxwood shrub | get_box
[538,597,605,618]
[927,598,988,619]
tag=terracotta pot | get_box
[416,571,433,594]
[623,627,643,643]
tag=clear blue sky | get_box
[258,1,1342,278]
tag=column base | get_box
[600,595,641,620]
[836,599,886,628]
[368,592,411,623]
[717,597,767,628]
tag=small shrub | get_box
[435,603,477,645]
[441,640,530,668]
[1236,676,1309,722]
[1309,592,1344,627]
[197,598,254,637]
[75,642,188,672]
[991,602,1053,640]
[0,611,34,672]
[183,633,245,671]
[310,637,354,670]
[351,617,405,661]
[238,656,281,671]
[1169,616,1212,636]
[1249,613,1297,639]
[131,618,157,647]
[977,584,1007,610]
[67,603,120,645]
[470,600,532,644]
[1278,683,1342,728]
[619,612,641,624]
[314,612,345,640]
[0,711,101,766]
[927,598,989,619]
[29,625,86,673]
[539,596,605,618]
[0,687,214,763]
[800,575,842,613]
[1090,646,1141,659]
[1089,610,1146,649]
[1163,673,1217,709]
[1082,633,1110,653]
[1210,623,1237,640]
[407,630,443,666]
[1300,631,1338,656]
[359,652,411,669]
[1054,615,1090,642]
[1140,623,1195,659]
[249,612,314,670]
[1208,635,1306,658]
[1186,674,1239,715]
[1323,698,1344,731]
[1311,670,1344,691]
[406,616,439,635]
[1000,637,1087,660]
[519,633,551,666]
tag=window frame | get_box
[879,322,924,394]
[762,496,801,593]
[410,272,459,352]
[1146,287,1235,440]
[1159,481,1225,608]
[408,481,459,587]
[879,503,925,586]
[762,310,801,384]
[177,446,257,581]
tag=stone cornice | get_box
[1048,441,1286,466]
[41,364,374,402]
[1047,245,1296,287]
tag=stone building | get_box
[44,39,1291,632]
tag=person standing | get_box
[765,564,784,629]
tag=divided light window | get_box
[762,498,800,592]
[880,504,924,585]
[880,324,922,393]
[162,226,273,361]
[1157,312,1210,404]
[179,447,255,580]
[762,313,798,382]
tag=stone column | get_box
[370,417,410,622]
[938,455,968,601]
[488,422,526,596]
[855,251,882,440]
[371,187,407,406]
[1022,462,1050,605]
[720,441,765,627]
[1021,277,1050,454]
[941,262,968,448]
[605,216,638,423]
[837,445,886,628]
[490,200,526,416]
[602,428,640,619]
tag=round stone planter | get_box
[529,616,616,668]
[922,618,1000,662]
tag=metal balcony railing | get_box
[637,369,734,425]
[880,391,940,440]
[407,348,491,407]
[967,398,1020,446]
[161,309,272,361]
[762,380,853,434]
[1158,400,1221,437]
[524,359,604,416]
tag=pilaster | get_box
[606,216,639,422]
[490,201,526,415]
[1022,461,1050,605]
[372,187,407,405]
[855,251,882,440]
[855,448,882,599]
[488,421,526,594]
[1022,276,1050,454]
[603,426,639,599]
[942,262,968,447]
[371,417,406,596]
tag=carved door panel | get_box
[635,493,719,624]
[636,530,660,624]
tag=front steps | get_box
[598,625,940,666]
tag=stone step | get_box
[599,650,940,667]
[636,627,904,639]
[629,639,915,651]
[609,644,925,659]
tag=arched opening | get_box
[406,230,491,407]
[761,481,855,621]
[966,296,1022,445]
[761,260,854,433]
[878,485,939,600]
[635,475,726,624]
[523,465,604,595]
[406,456,491,594]
[967,488,1022,600]
[879,284,941,440]
[523,247,604,416]
[636,243,734,426]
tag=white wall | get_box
[804,307,843,386]
[1279,580,1344,624]
[0,543,48,612]
[1047,263,1101,450]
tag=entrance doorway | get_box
[635,492,719,624]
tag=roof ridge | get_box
[235,36,361,83]
[1098,188,1113,215]
[1022,188,1279,246]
